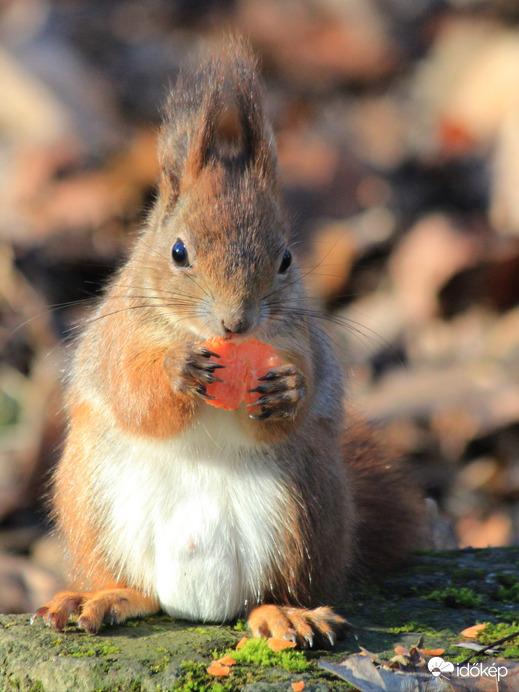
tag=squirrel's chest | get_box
[96,409,286,621]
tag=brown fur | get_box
[35,41,423,641]
[343,413,424,575]
[52,403,110,587]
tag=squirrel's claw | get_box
[196,385,217,400]
[167,343,226,397]
[200,348,221,359]
[256,371,278,381]
[30,607,49,626]
[247,604,350,649]
[248,363,306,421]
[249,408,272,421]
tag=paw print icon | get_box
[428,656,455,677]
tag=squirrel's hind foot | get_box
[32,588,159,633]
[247,604,350,648]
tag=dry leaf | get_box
[320,654,453,691]
[453,642,496,653]
[393,645,409,656]
[292,682,305,692]
[236,637,247,649]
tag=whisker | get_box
[79,304,200,330]
[183,270,215,302]
[264,302,395,356]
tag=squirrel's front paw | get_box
[247,363,306,421]
[165,344,225,401]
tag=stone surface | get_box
[1,547,519,691]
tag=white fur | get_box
[92,406,286,621]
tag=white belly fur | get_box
[92,406,286,621]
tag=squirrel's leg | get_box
[33,586,160,633]
[34,429,161,634]
[247,605,350,648]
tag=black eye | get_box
[278,248,292,274]
[172,239,189,267]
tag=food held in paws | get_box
[203,337,281,410]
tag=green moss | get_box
[173,661,235,692]
[423,586,482,609]
[186,627,214,635]
[495,574,519,603]
[149,655,170,673]
[59,641,119,658]
[477,622,519,658]
[224,638,310,673]
[443,648,473,664]
[496,584,519,603]
[451,568,485,579]
[69,648,97,657]
[28,683,45,692]
[487,608,519,623]
[233,619,248,632]
[409,564,442,575]
[388,622,425,634]
[99,644,119,656]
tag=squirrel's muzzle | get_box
[221,316,251,335]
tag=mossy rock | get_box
[1,547,518,691]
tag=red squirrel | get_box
[33,42,422,646]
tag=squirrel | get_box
[33,41,423,646]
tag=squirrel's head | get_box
[141,42,303,340]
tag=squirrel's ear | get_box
[159,165,181,207]
[157,121,185,208]
[159,41,277,196]
[185,89,224,178]
[235,70,277,183]
[186,48,277,182]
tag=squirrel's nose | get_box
[221,317,250,335]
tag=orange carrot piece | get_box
[420,648,445,656]
[267,637,297,652]
[207,661,231,676]
[461,623,487,639]
[202,338,281,410]
[216,655,237,666]
[203,339,245,410]
[243,341,281,408]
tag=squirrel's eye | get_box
[172,239,189,267]
[278,248,292,274]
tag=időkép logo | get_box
[428,655,508,681]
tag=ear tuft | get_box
[159,38,277,194]
[159,166,181,207]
